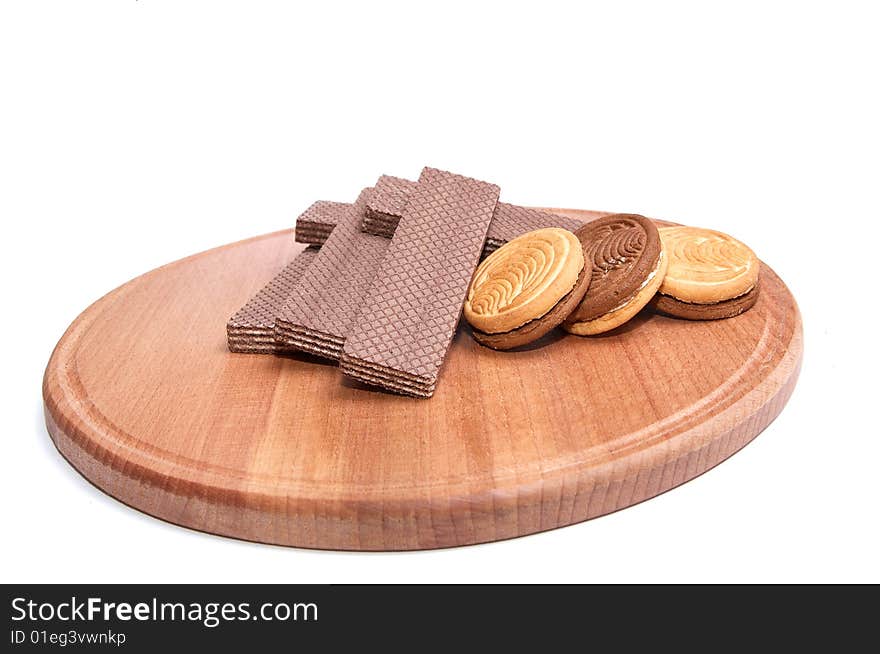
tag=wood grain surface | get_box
[43,208,803,550]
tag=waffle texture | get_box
[294,200,348,244]
[361,175,583,251]
[226,246,320,353]
[362,175,413,236]
[275,188,390,361]
[300,176,590,255]
[341,168,499,397]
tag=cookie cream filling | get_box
[661,277,757,305]
[605,249,666,314]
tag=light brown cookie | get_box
[658,226,759,304]
[465,228,590,350]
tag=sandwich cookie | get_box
[650,226,759,320]
[464,227,591,350]
[563,214,667,335]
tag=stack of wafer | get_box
[293,200,346,245]
[226,246,319,353]
[274,189,390,361]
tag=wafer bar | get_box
[362,175,414,237]
[294,200,349,244]
[296,186,602,256]
[362,175,586,254]
[274,188,390,361]
[487,203,586,253]
[227,246,320,353]
[340,168,500,397]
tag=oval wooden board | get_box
[44,208,803,550]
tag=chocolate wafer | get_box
[361,175,585,253]
[487,203,585,253]
[362,175,413,237]
[340,167,500,397]
[293,200,349,245]
[227,246,319,353]
[275,188,390,361]
[296,175,611,257]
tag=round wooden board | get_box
[43,209,803,550]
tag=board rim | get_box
[42,211,803,550]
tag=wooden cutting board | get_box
[43,208,803,550]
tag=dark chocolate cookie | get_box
[565,214,662,324]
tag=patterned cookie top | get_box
[566,214,663,322]
[464,228,584,334]
[659,226,759,303]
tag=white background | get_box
[2,1,878,583]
